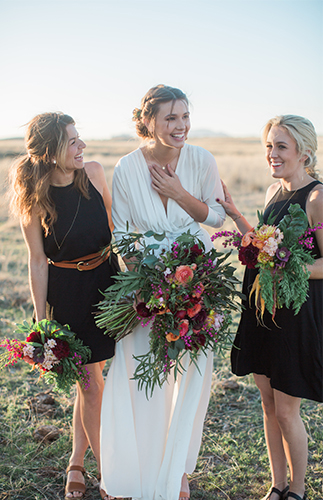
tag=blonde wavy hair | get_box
[9,112,89,235]
[263,115,319,179]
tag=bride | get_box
[100,84,226,500]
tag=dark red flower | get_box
[136,302,152,318]
[52,339,70,360]
[26,331,43,344]
[238,243,259,269]
[192,309,208,330]
[184,244,203,263]
[175,310,187,320]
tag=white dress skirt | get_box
[100,144,226,500]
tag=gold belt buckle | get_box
[76,261,84,271]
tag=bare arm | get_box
[21,211,48,322]
[216,181,253,235]
[85,161,114,233]
[306,186,323,279]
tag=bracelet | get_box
[232,213,243,222]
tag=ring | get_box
[162,166,166,170]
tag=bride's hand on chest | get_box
[149,164,184,201]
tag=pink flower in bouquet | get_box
[263,237,278,257]
[238,243,259,268]
[252,237,265,250]
[187,303,202,318]
[179,319,189,337]
[175,265,194,285]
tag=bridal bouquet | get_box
[0,320,91,393]
[212,203,322,322]
[96,230,241,397]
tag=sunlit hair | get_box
[263,115,319,179]
[132,84,189,139]
[9,112,89,235]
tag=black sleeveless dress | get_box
[231,180,323,402]
[43,180,118,363]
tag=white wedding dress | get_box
[100,144,225,500]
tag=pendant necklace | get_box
[51,193,81,250]
[271,184,300,221]
[148,148,180,171]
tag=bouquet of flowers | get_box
[96,230,242,397]
[0,319,91,394]
[212,203,322,323]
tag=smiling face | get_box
[149,99,190,149]
[63,124,86,171]
[265,126,306,183]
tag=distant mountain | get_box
[189,129,229,138]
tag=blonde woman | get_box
[218,115,323,500]
[9,113,119,499]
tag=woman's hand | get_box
[216,181,241,220]
[149,164,184,201]
[217,180,253,234]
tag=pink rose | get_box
[175,265,194,285]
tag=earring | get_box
[53,159,56,164]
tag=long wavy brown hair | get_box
[9,112,89,235]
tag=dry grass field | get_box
[0,136,322,499]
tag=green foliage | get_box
[1,320,91,395]
[97,230,242,398]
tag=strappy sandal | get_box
[288,493,307,500]
[65,465,86,499]
[179,492,190,500]
[265,486,289,499]
[97,473,116,500]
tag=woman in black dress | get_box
[217,115,322,500]
[9,113,118,500]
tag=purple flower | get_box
[276,247,291,265]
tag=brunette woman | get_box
[9,112,118,499]
[100,85,226,500]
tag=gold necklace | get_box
[270,185,300,221]
[148,147,180,171]
[51,193,81,250]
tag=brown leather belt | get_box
[48,250,110,271]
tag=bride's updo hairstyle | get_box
[132,84,189,139]
[263,115,319,179]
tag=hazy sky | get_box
[0,0,322,139]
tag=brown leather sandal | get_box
[65,465,86,499]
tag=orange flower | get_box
[187,303,202,318]
[166,332,180,342]
[252,237,265,250]
[179,319,189,337]
[241,230,255,247]
[175,265,194,285]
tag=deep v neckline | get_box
[138,146,184,217]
